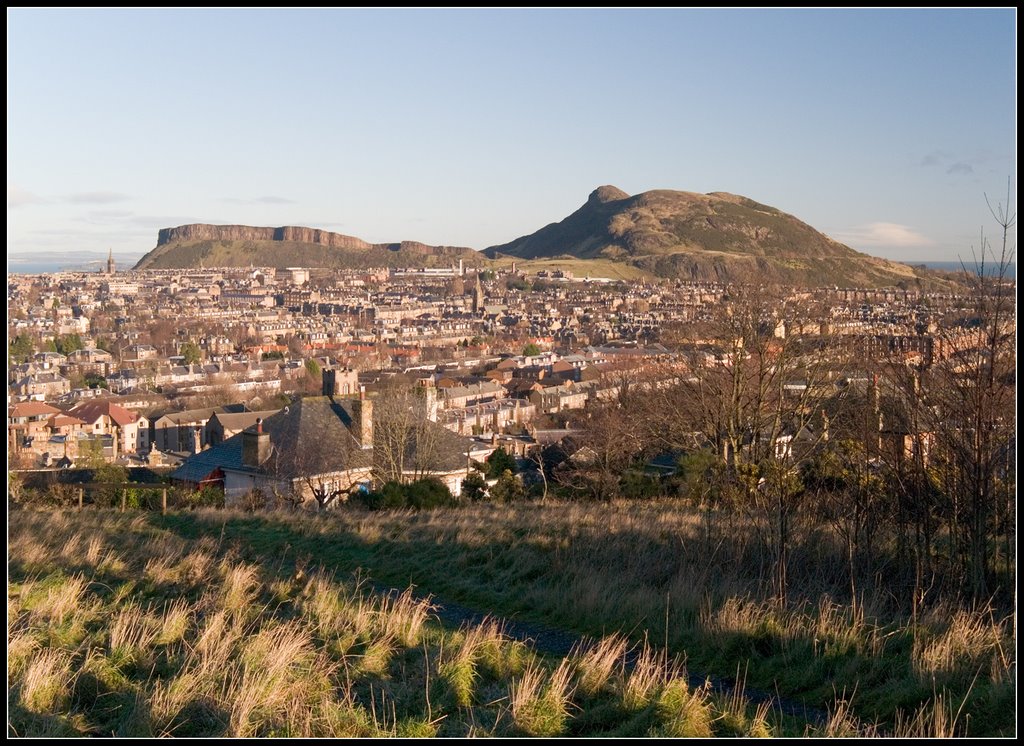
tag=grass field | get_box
[488,255,656,281]
[8,504,1015,737]
[9,509,790,737]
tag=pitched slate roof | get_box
[381,419,477,474]
[170,437,243,484]
[154,407,227,426]
[172,397,370,484]
[256,397,372,479]
[172,395,473,484]
[47,414,87,428]
[208,409,282,432]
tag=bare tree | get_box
[300,469,362,513]
[894,187,1016,601]
[254,402,372,513]
[648,286,844,603]
[262,442,366,513]
[805,430,888,610]
[371,380,444,485]
[553,400,647,501]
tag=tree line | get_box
[545,246,1014,611]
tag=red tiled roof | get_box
[8,402,61,418]
[47,414,87,428]
[68,400,138,427]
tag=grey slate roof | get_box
[170,437,243,484]
[258,397,372,479]
[172,395,475,485]
[208,409,282,432]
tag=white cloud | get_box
[64,191,131,204]
[919,150,951,167]
[222,195,296,205]
[831,222,935,248]
[918,151,980,177]
[7,184,46,208]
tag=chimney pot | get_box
[256,417,263,434]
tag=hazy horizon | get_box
[9,9,1016,262]
[7,250,1015,280]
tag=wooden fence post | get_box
[78,487,84,511]
[121,488,126,513]
[162,488,167,515]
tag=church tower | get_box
[106,248,116,275]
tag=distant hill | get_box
[134,224,481,270]
[485,186,950,288]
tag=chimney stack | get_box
[242,418,272,467]
[350,390,373,448]
[423,386,438,422]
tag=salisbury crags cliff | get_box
[156,225,377,250]
[135,224,479,270]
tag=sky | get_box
[7,8,1017,265]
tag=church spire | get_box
[106,248,116,275]
[472,272,486,315]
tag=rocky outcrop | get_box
[154,225,474,255]
[157,224,374,250]
[136,223,481,270]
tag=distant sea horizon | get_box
[900,260,1015,279]
[4,257,1016,279]
[6,252,143,275]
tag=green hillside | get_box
[135,238,482,271]
[485,187,954,288]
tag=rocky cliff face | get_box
[157,224,374,250]
[137,223,481,270]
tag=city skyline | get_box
[8,8,1017,265]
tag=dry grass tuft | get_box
[156,598,193,645]
[654,678,714,737]
[821,696,872,737]
[29,574,90,626]
[914,607,1012,681]
[892,691,958,738]
[84,534,106,566]
[622,642,672,710]
[509,659,575,737]
[108,604,159,667]
[220,562,261,617]
[194,610,244,670]
[438,621,506,708]
[375,588,434,648]
[7,631,40,679]
[570,633,628,698]
[17,649,75,715]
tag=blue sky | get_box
[7,8,1017,263]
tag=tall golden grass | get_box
[9,508,835,737]
[10,502,1016,737]
[191,498,1015,737]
